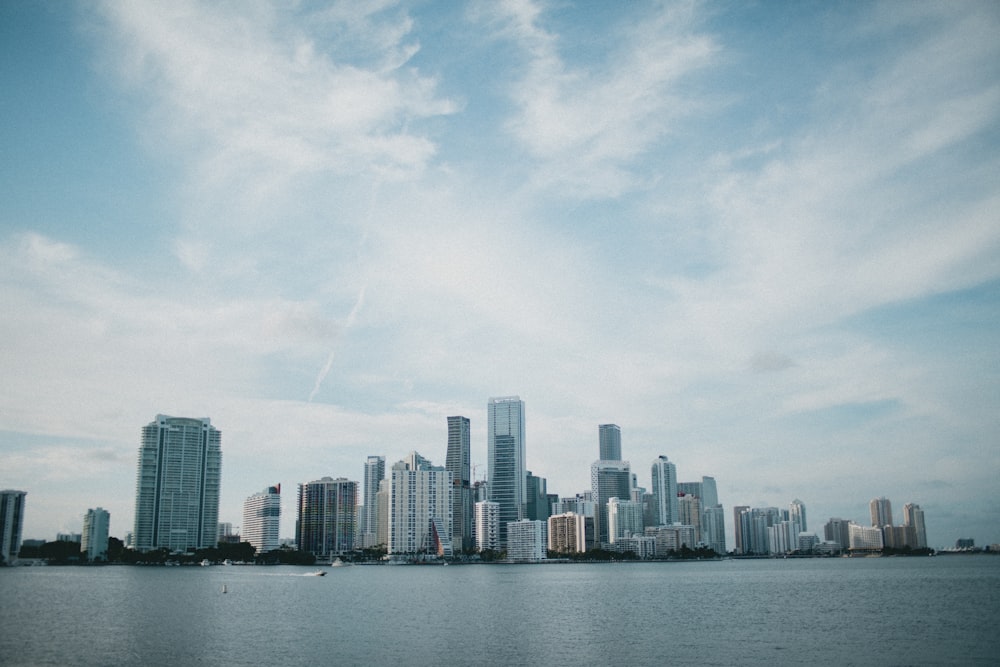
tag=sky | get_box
[2,0,998,550]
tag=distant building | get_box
[488,396,526,548]
[243,485,281,555]
[507,519,546,562]
[376,479,390,547]
[297,477,357,558]
[133,415,222,552]
[598,424,622,461]
[548,512,586,554]
[217,522,239,544]
[789,499,807,532]
[824,517,852,551]
[475,500,500,552]
[903,503,927,548]
[797,533,819,552]
[702,505,727,554]
[525,472,551,523]
[1,490,27,565]
[849,523,884,552]
[870,496,893,527]
[678,494,701,541]
[446,417,473,553]
[361,456,385,548]
[733,505,750,554]
[81,507,110,561]
[615,534,656,559]
[389,453,452,558]
[645,524,697,556]
[592,460,631,545]
[607,498,644,544]
[651,456,678,526]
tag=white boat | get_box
[330,558,348,567]
[304,570,327,576]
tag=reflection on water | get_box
[1,557,998,666]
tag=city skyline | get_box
[2,2,998,548]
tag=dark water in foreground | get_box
[1,556,997,666]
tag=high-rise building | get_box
[789,499,807,532]
[475,500,500,552]
[506,519,547,562]
[488,396,526,547]
[678,493,701,541]
[133,415,222,552]
[362,456,385,548]
[296,477,357,558]
[607,498,644,544]
[1,490,27,565]
[446,417,473,553]
[598,424,621,461]
[824,517,852,550]
[243,485,281,554]
[903,503,927,549]
[81,507,110,562]
[389,453,453,558]
[870,496,893,527]
[376,479,390,547]
[548,512,586,554]
[733,505,750,553]
[525,472,550,522]
[849,523,884,551]
[650,456,678,526]
[701,505,726,554]
[591,460,632,545]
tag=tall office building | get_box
[591,460,632,545]
[870,497,893,527]
[81,507,110,561]
[446,417,473,553]
[362,456,385,547]
[389,453,453,557]
[733,505,750,554]
[651,456,678,526]
[525,472,550,522]
[242,485,281,554]
[789,499,807,532]
[1,490,27,565]
[296,477,357,558]
[903,503,927,548]
[133,415,222,552]
[488,396,526,547]
[475,500,500,552]
[598,424,621,460]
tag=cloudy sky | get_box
[2,1,998,549]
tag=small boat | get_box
[304,570,327,576]
[200,559,211,567]
[330,558,348,567]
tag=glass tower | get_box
[362,456,385,547]
[598,424,621,460]
[651,455,678,527]
[446,416,472,553]
[133,415,222,552]
[487,396,526,548]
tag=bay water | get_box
[1,556,997,665]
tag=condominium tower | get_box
[297,477,357,558]
[1,490,27,565]
[362,456,385,547]
[446,416,473,553]
[651,456,678,526]
[591,460,631,545]
[133,415,222,552]
[389,453,453,557]
[243,485,281,554]
[870,497,893,527]
[487,396,526,547]
[81,507,110,561]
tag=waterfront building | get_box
[475,500,500,552]
[883,524,917,549]
[701,505,727,554]
[849,523,884,552]
[678,493,701,541]
[870,496,893,527]
[389,453,453,558]
[824,517,852,551]
[598,424,621,460]
[487,396,526,547]
[525,472,551,523]
[507,519,547,562]
[133,415,222,552]
[591,460,632,546]
[789,499,807,532]
[798,533,819,552]
[733,505,749,554]
[1,490,27,565]
[650,456,678,526]
[296,477,357,558]
[376,479,390,547]
[548,512,586,554]
[242,485,281,554]
[645,524,697,556]
[903,503,927,548]
[607,497,644,544]
[615,534,656,558]
[362,456,385,548]
[81,507,110,561]
[446,417,473,553]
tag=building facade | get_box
[362,456,385,548]
[475,500,500,552]
[598,424,621,461]
[591,460,631,546]
[446,416,473,553]
[507,519,547,562]
[296,477,357,558]
[548,512,586,554]
[607,497,644,544]
[1,490,27,565]
[133,415,222,552]
[389,453,453,557]
[81,507,110,561]
[870,496,893,527]
[650,456,678,526]
[903,503,927,548]
[487,396,526,547]
[243,485,281,555]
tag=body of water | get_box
[1,556,998,665]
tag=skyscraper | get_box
[650,456,678,526]
[296,477,357,558]
[903,503,927,548]
[133,415,222,552]
[362,456,385,547]
[81,507,110,562]
[789,499,807,532]
[488,396,526,547]
[870,496,893,527]
[446,416,472,553]
[0,490,27,565]
[598,424,621,461]
[243,485,281,555]
[389,452,453,558]
[591,460,632,545]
